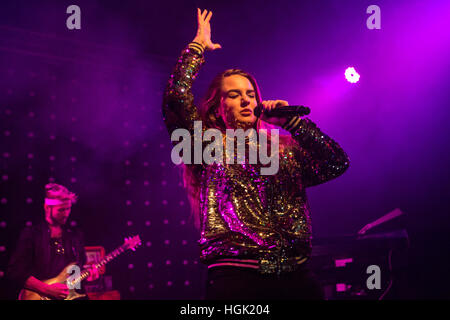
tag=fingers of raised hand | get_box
[206,11,213,23]
[197,8,204,24]
[198,8,213,23]
[198,8,207,21]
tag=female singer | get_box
[162,8,349,299]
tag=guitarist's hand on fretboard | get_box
[84,264,100,282]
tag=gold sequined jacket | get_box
[162,45,350,274]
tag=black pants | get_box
[205,263,324,300]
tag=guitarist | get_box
[7,183,99,300]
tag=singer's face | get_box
[219,75,258,129]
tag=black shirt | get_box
[7,221,87,295]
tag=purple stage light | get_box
[345,67,360,83]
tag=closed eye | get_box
[227,90,255,99]
[228,95,256,100]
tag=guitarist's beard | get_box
[47,208,69,227]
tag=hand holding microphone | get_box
[256,100,310,128]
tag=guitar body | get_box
[18,263,86,300]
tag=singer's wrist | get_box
[282,116,301,132]
[188,39,206,55]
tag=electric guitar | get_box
[18,235,141,300]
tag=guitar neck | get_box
[76,243,128,283]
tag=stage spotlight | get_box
[345,67,360,83]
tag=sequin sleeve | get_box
[282,116,350,187]
[162,45,205,139]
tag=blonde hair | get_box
[45,183,78,204]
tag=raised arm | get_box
[162,9,221,136]
[283,115,350,187]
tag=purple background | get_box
[0,0,449,299]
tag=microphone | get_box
[253,104,310,118]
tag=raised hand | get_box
[193,8,222,51]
